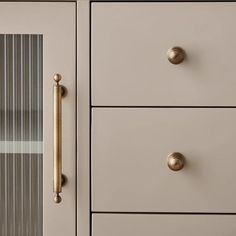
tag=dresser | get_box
[1,1,236,236]
[90,2,236,236]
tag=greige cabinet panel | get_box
[92,108,236,212]
[0,3,76,236]
[92,3,236,106]
[93,214,236,236]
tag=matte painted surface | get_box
[77,1,91,236]
[92,2,236,106]
[92,108,236,212]
[93,214,236,236]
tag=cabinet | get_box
[1,1,236,236]
[91,2,236,236]
[0,2,76,236]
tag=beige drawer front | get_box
[92,108,236,212]
[93,214,236,236]
[92,3,236,106]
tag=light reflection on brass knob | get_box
[167,47,186,65]
[167,152,185,171]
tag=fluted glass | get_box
[0,34,43,236]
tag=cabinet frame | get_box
[86,0,236,236]
[2,0,234,236]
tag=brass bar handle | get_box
[53,74,66,203]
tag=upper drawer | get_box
[92,108,236,212]
[92,3,236,106]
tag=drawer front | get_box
[92,108,236,212]
[92,3,236,106]
[93,214,236,236]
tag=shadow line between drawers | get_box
[91,1,236,3]
[92,211,236,215]
[92,106,236,108]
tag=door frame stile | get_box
[77,1,90,236]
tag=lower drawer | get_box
[92,108,236,212]
[93,214,236,236]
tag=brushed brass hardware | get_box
[53,73,67,204]
[167,152,185,171]
[167,47,186,64]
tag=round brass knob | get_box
[167,47,186,65]
[167,152,185,171]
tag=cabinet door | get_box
[0,3,76,236]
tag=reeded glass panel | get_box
[0,34,43,236]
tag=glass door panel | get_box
[0,34,43,236]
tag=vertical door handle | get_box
[53,74,67,203]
